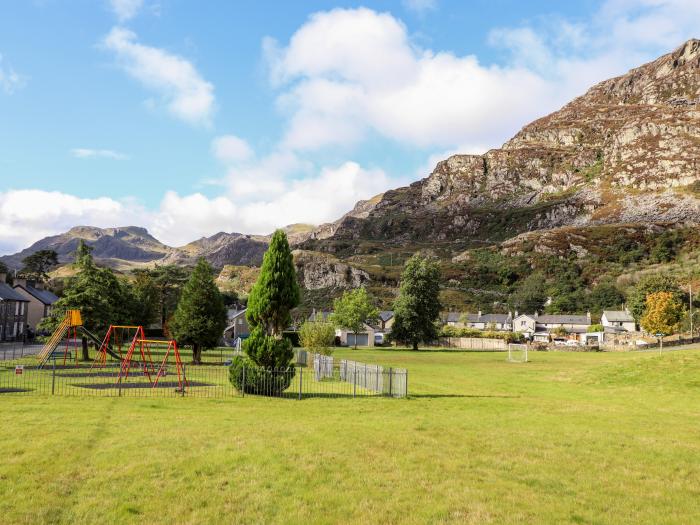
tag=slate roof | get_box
[603,310,634,323]
[536,314,591,325]
[445,312,462,323]
[464,313,512,324]
[17,284,59,305]
[0,283,30,302]
[378,310,394,322]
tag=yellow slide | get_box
[37,310,82,367]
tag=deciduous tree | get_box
[331,288,378,348]
[640,291,684,336]
[391,255,441,351]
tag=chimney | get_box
[14,277,27,289]
[587,311,591,320]
[34,281,44,290]
[0,273,5,284]
[534,311,539,318]
[478,310,482,318]
[514,310,518,318]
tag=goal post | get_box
[507,343,528,363]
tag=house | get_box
[512,312,592,342]
[601,310,636,333]
[444,312,464,327]
[308,310,333,323]
[336,323,375,347]
[0,274,30,342]
[463,311,513,331]
[377,311,394,332]
[12,278,59,332]
[222,309,250,346]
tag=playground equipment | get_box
[91,325,146,370]
[37,310,83,367]
[120,339,188,391]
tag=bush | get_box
[243,326,295,369]
[228,355,295,395]
[438,326,523,342]
[587,324,604,333]
[299,320,336,355]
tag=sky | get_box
[0,0,698,254]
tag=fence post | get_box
[298,366,303,400]
[405,370,408,398]
[242,363,246,398]
[388,367,393,397]
[51,357,56,395]
[353,367,357,398]
[181,364,186,397]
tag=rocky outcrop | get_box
[163,232,268,267]
[292,250,369,290]
[301,39,700,253]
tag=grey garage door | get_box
[347,333,369,346]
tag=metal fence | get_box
[0,355,408,399]
[340,359,407,397]
[0,342,44,361]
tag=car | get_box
[553,339,567,346]
[565,340,579,347]
[635,339,650,347]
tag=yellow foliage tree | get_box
[640,291,684,336]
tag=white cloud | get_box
[211,135,253,163]
[103,27,215,125]
[0,190,148,254]
[0,54,24,94]
[109,0,144,21]
[71,148,129,160]
[265,4,700,154]
[403,0,437,14]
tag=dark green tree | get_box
[627,274,683,321]
[391,255,442,350]
[130,270,160,327]
[42,241,137,360]
[21,249,59,281]
[511,272,547,313]
[169,258,227,364]
[246,230,300,338]
[588,279,625,312]
[230,231,299,394]
[331,287,379,348]
[136,265,189,329]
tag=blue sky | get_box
[0,0,697,252]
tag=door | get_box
[347,333,369,346]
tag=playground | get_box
[0,310,406,399]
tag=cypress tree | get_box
[246,230,300,337]
[170,258,227,364]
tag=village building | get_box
[12,278,59,333]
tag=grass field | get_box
[1,348,699,524]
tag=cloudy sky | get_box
[0,0,698,253]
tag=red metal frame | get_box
[91,325,148,371]
[135,339,187,391]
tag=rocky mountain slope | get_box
[301,39,700,254]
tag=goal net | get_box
[507,343,528,363]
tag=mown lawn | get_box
[1,348,699,524]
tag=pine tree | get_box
[169,258,227,364]
[246,230,300,337]
[391,255,442,351]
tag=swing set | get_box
[40,311,188,391]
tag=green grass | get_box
[1,349,700,524]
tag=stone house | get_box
[0,274,30,342]
[12,278,59,332]
[223,309,250,346]
[463,311,513,331]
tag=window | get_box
[238,318,243,325]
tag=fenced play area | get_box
[0,310,408,399]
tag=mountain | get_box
[0,226,172,270]
[3,41,699,313]
[301,39,700,255]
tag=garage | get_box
[347,333,369,347]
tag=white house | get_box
[464,311,513,331]
[512,312,592,342]
[601,310,636,332]
[336,323,376,347]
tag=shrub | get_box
[587,324,604,333]
[228,355,295,395]
[299,320,336,355]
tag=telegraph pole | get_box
[690,283,694,338]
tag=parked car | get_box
[553,339,567,346]
[565,340,579,347]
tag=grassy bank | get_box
[1,349,699,524]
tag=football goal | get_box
[507,343,529,363]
